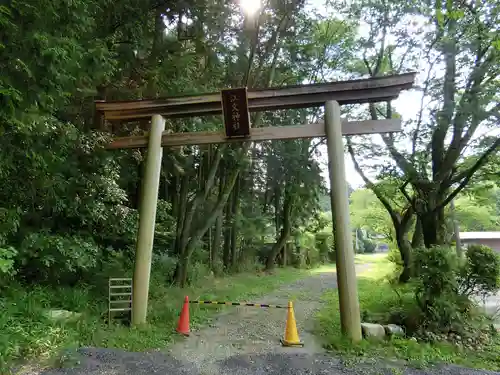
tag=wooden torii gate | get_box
[95,72,415,342]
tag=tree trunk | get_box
[211,169,224,270]
[175,251,189,286]
[274,185,281,241]
[386,205,414,283]
[177,163,241,285]
[411,215,423,249]
[266,192,292,270]
[449,199,462,257]
[282,243,287,266]
[212,213,223,269]
[230,175,240,270]
[174,174,189,256]
[420,211,439,248]
[223,195,232,269]
[396,225,412,283]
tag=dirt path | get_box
[167,266,346,374]
[32,264,500,375]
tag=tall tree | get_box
[340,0,500,252]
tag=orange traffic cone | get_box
[176,296,190,336]
[280,301,304,347]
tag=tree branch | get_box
[439,137,500,210]
[399,180,418,212]
[346,137,399,222]
[439,45,495,181]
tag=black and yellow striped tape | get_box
[189,300,287,309]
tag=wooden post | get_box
[324,100,362,342]
[132,114,165,325]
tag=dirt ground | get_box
[24,264,500,375]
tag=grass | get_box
[315,254,500,371]
[354,252,390,265]
[1,265,312,373]
[309,252,387,275]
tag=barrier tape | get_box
[189,300,287,309]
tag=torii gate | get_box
[95,72,415,342]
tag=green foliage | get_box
[293,230,319,267]
[412,246,470,333]
[458,244,500,298]
[410,245,499,335]
[343,0,500,249]
[413,246,459,311]
[0,267,309,372]
[350,188,394,241]
[316,256,500,371]
[362,236,377,254]
[315,232,334,263]
[0,246,17,275]
[453,194,500,232]
[387,244,403,266]
[0,0,337,364]
[2,0,500,369]
[18,233,100,282]
[353,228,377,254]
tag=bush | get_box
[412,246,464,330]
[0,246,17,276]
[293,230,320,267]
[315,232,333,263]
[17,233,101,284]
[361,238,376,253]
[413,246,458,302]
[458,244,500,299]
[410,244,500,336]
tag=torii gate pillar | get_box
[131,114,165,325]
[324,100,362,342]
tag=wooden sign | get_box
[221,87,251,138]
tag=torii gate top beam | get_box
[95,73,416,123]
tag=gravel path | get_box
[26,265,500,375]
[166,266,346,372]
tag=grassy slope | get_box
[316,253,500,370]
[1,267,311,372]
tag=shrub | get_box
[17,233,101,284]
[410,244,499,336]
[458,244,500,299]
[315,232,333,263]
[293,230,320,267]
[362,238,376,253]
[413,246,458,301]
[412,246,464,331]
[0,246,17,276]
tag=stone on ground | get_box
[44,309,82,321]
[384,324,405,337]
[361,322,386,339]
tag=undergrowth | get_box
[0,266,309,373]
[316,255,500,371]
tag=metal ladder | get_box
[108,278,132,325]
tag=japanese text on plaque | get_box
[230,94,240,131]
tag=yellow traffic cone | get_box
[280,301,304,347]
